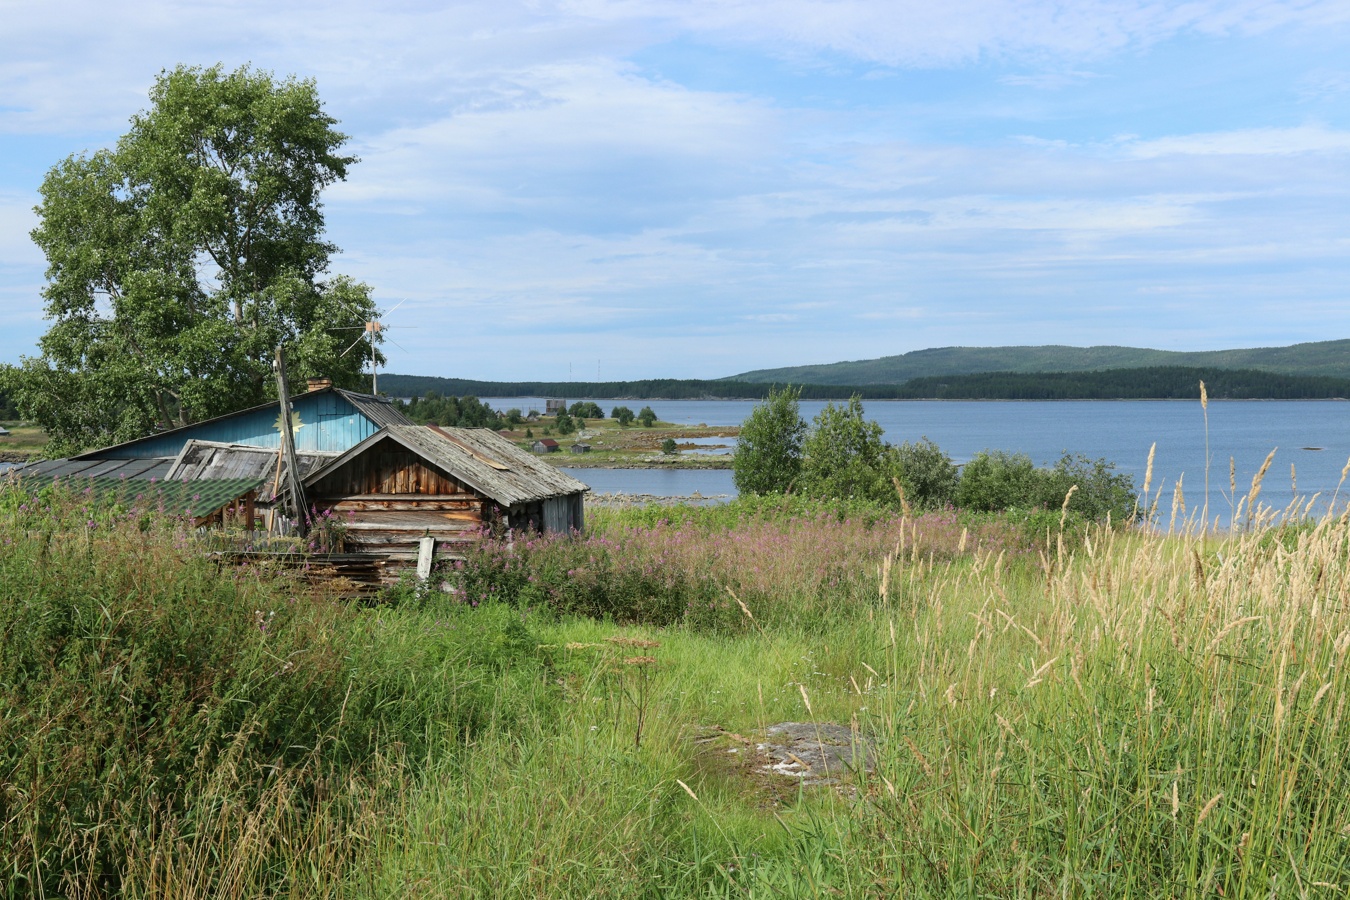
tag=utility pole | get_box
[273,345,308,533]
[366,321,382,394]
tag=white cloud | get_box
[3,0,1350,376]
[3,0,1347,136]
[1297,68,1350,101]
[1125,124,1350,158]
[563,0,1350,66]
[1000,71,1101,90]
[332,59,776,211]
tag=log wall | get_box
[310,445,492,555]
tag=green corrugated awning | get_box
[4,475,261,519]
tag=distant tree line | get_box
[392,393,658,434]
[378,375,885,400]
[379,367,1350,402]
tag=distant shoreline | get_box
[381,366,1350,403]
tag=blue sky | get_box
[2,0,1349,381]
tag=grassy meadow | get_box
[3,479,1350,897]
[0,424,48,460]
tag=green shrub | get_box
[800,396,895,505]
[891,437,959,510]
[732,386,805,495]
[568,401,604,419]
[955,449,1135,524]
[1044,452,1136,523]
[955,450,1042,512]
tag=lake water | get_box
[564,466,737,498]
[8,400,1345,518]
[501,398,1350,516]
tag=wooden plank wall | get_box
[312,448,466,497]
[310,443,492,556]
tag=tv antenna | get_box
[335,299,408,394]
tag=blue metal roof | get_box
[76,388,413,460]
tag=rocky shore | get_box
[586,491,731,508]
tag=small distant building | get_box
[532,439,560,454]
[569,442,591,454]
[545,399,566,416]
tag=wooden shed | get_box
[303,425,590,559]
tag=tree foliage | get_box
[955,450,1135,521]
[636,406,657,427]
[4,63,379,455]
[892,438,959,510]
[611,406,635,426]
[733,393,1134,521]
[799,396,894,504]
[568,401,604,419]
[955,451,1042,512]
[397,392,502,429]
[732,386,806,495]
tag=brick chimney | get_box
[306,377,333,392]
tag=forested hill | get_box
[378,368,1350,401]
[728,339,1350,385]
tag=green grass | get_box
[0,423,48,458]
[5,482,1350,897]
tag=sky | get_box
[2,1,1349,381]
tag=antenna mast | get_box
[366,320,382,394]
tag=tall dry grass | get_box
[739,512,1350,896]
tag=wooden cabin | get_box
[303,425,589,559]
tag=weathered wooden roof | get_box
[340,389,414,429]
[166,440,336,487]
[305,425,591,507]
